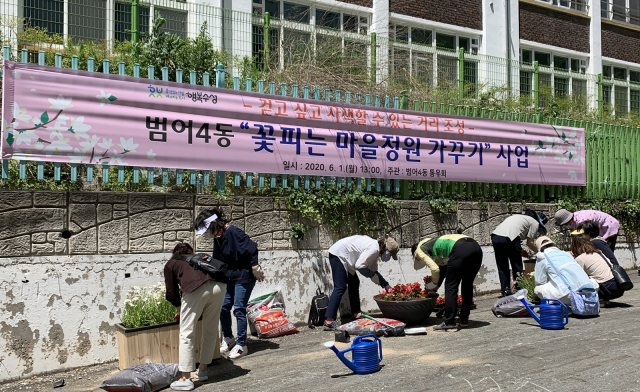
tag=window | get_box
[395,25,409,42]
[459,36,470,52]
[316,9,339,29]
[283,29,311,66]
[156,8,187,39]
[602,84,612,108]
[23,0,63,36]
[265,0,280,17]
[436,33,456,50]
[573,79,588,106]
[615,85,628,113]
[521,49,532,64]
[343,14,357,32]
[68,0,106,43]
[631,70,640,83]
[554,56,569,70]
[535,52,551,66]
[520,70,533,96]
[614,67,627,80]
[115,2,150,41]
[283,2,309,23]
[631,0,640,24]
[464,60,478,97]
[631,89,640,112]
[603,65,612,78]
[571,59,580,72]
[613,0,626,21]
[411,28,432,46]
[555,76,569,97]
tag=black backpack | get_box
[176,253,228,281]
[308,289,329,328]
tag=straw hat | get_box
[385,237,399,260]
[535,236,554,250]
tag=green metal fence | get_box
[2,44,639,200]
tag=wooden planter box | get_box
[115,320,220,370]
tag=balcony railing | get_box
[534,0,589,13]
[601,1,640,26]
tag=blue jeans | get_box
[326,254,361,320]
[220,280,256,347]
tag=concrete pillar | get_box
[588,0,602,110]
[372,0,389,84]
[481,0,519,92]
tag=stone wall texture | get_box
[389,0,483,31]
[601,22,640,64]
[0,190,638,382]
[519,2,590,53]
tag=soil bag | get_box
[492,289,531,317]
[337,318,405,336]
[99,363,178,392]
[247,290,298,338]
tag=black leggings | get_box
[491,235,523,296]
[440,238,483,325]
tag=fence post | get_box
[216,64,226,193]
[263,12,270,70]
[370,32,377,85]
[533,61,539,111]
[458,48,464,100]
[597,73,603,121]
[131,0,139,43]
[399,90,410,199]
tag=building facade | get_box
[2,0,640,113]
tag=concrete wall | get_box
[0,190,638,382]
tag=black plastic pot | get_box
[373,296,438,326]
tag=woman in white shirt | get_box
[323,235,399,330]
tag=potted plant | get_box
[114,283,220,370]
[373,277,439,325]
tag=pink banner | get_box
[1,62,585,185]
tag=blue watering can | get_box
[324,334,383,374]
[516,290,569,330]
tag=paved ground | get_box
[3,274,640,392]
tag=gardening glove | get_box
[384,284,392,292]
[252,265,265,282]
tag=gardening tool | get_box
[324,334,383,374]
[361,314,405,337]
[516,291,569,330]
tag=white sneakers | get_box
[220,336,236,353]
[228,344,248,359]
[170,379,194,391]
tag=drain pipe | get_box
[506,0,511,95]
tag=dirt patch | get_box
[47,294,62,307]
[76,331,91,356]
[0,320,37,374]
[3,302,24,317]
[47,323,64,349]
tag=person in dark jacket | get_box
[164,243,226,391]
[194,207,265,360]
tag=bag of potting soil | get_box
[337,318,405,336]
[247,290,298,338]
[99,363,178,392]
[492,289,531,317]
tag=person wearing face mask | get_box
[411,234,483,331]
[323,235,399,331]
[194,208,265,360]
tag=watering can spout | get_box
[517,289,542,324]
[324,341,359,373]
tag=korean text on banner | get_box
[0,61,586,185]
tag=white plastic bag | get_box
[492,289,531,318]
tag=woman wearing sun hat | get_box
[554,208,620,251]
[411,234,483,331]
